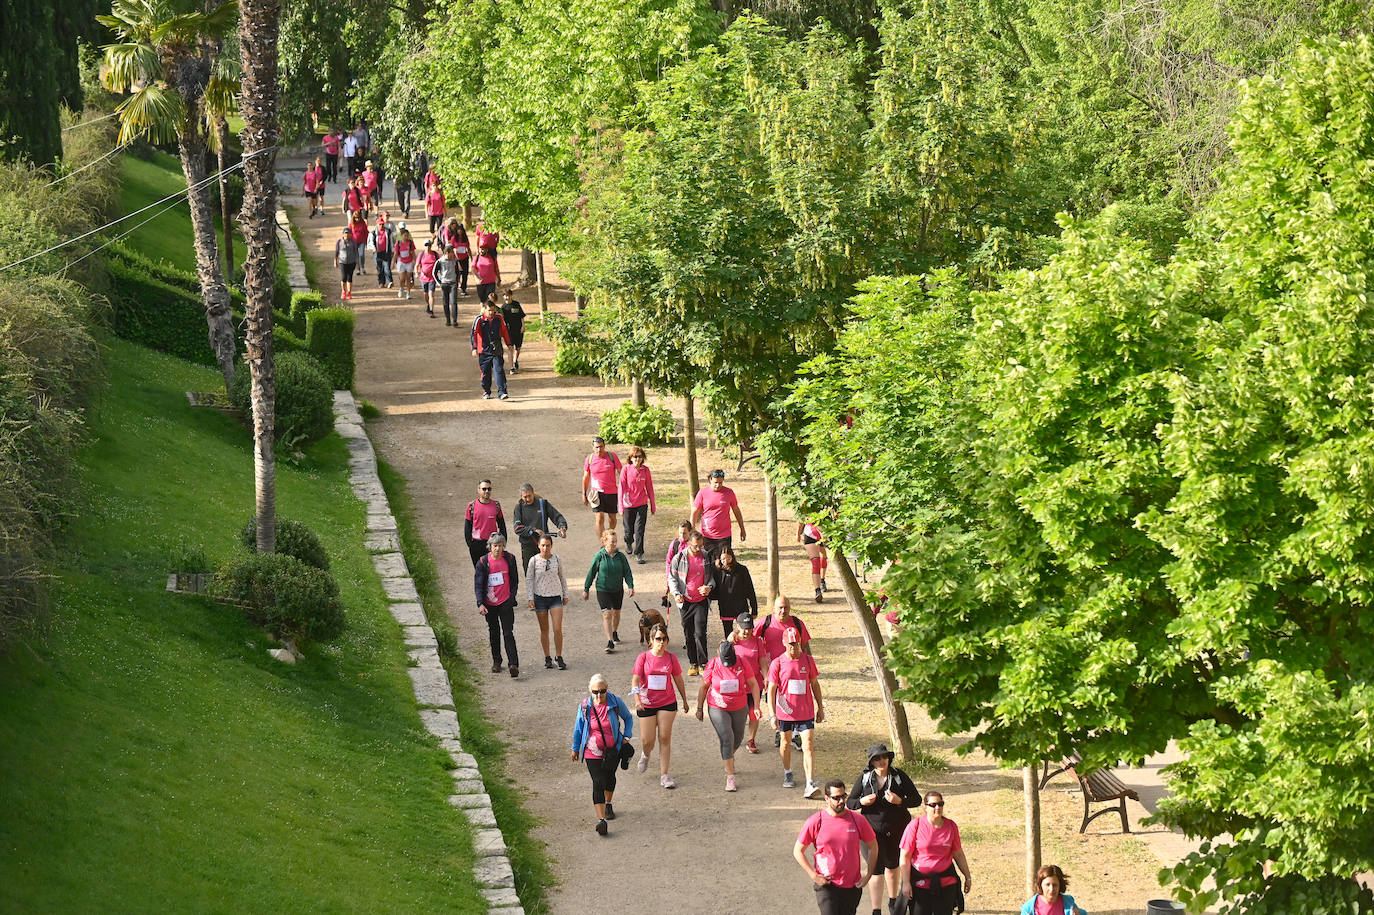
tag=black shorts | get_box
[803,534,822,545]
[508,328,524,348]
[595,589,624,611]
[592,492,619,514]
[870,822,904,871]
[637,701,677,718]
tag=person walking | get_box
[392,157,413,218]
[434,246,460,325]
[799,520,830,604]
[694,640,761,792]
[501,288,525,373]
[360,160,381,210]
[303,160,322,218]
[513,483,569,571]
[668,531,716,676]
[795,779,878,915]
[470,297,512,400]
[1018,865,1086,915]
[333,227,358,300]
[438,219,471,295]
[759,594,813,658]
[713,546,758,636]
[464,480,507,567]
[847,744,922,915]
[472,239,501,307]
[691,468,746,565]
[618,446,656,564]
[418,239,439,317]
[728,614,768,754]
[348,209,370,275]
[342,177,367,221]
[661,519,693,613]
[369,212,395,288]
[768,625,825,797]
[898,791,972,915]
[583,529,634,654]
[425,180,446,235]
[571,674,634,835]
[322,129,340,182]
[527,534,569,671]
[631,622,689,789]
[341,128,359,180]
[394,226,416,299]
[582,436,623,537]
[474,533,520,678]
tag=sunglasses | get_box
[652,636,667,642]
[926,801,945,808]
[828,792,848,801]
[590,689,607,695]
[480,487,492,492]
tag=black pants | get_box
[680,599,709,667]
[325,152,339,182]
[476,281,496,307]
[520,539,539,574]
[906,871,961,915]
[430,213,443,234]
[456,259,470,294]
[585,753,618,805]
[468,540,487,567]
[814,883,862,915]
[396,184,410,217]
[623,504,648,557]
[344,155,356,178]
[703,535,731,566]
[484,601,518,668]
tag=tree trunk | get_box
[514,247,537,287]
[575,292,587,314]
[831,548,916,760]
[215,113,234,283]
[764,475,780,602]
[684,394,700,500]
[1024,766,1042,894]
[462,200,474,230]
[177,121,236,391]
[631,380,645,408]
[536,250,548,315]
[238,0,283,554]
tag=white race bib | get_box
[787,678,808,696]
[488,571,505,586]
[720,678,740,694]
[647,674,668,691]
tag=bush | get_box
[273,255,293,313]
[552,344,598,377]
[216,552,346,646]
[290,291,324,323]
[276,327,307,354]
[598,401,675,446]
[239,517,330,570]
[306,308,355,389]
[229,351,335,447]
[106,256,217,366]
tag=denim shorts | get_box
[422,280,436,292]
[779,717,815,733]
[532,594,562,612]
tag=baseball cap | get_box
[782,627,800,644]
[735,614,754,629]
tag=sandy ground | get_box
[280,159,1198,915]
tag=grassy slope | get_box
[119,151,246,274]
[0,341,482,911]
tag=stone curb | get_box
[329,386,520,912]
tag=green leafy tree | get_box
[0,0,63,165]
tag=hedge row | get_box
[306,308,355,389]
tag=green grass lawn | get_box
[119,151,246,274]
[0,340,483,911]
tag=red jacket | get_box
[470,314,512,353]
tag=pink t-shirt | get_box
[483,553,512,606]
[768,654,818,722]
[692,486,738,539]
[633,650,681,709]
[426,189,446,216]
[395,240,416,266]
[798,809,876,889]
[323,134,339,155]
[731,634,765,684]
[466,498,503,541]
[473,255,498,284]
[618,464,655,511]
[802,522,823,541]
[1035,898,1059,915]
[702,658,752,711]
[584,451,622,494]
[303,169,320,193]
[583,701,613,760]
[899,817,962,877]
[684,552,707,602]
[760,614,809,661]
[475,227,499,252]
[361,169,379,192]
[419,250,438,283]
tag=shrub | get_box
[598,401,675,446]
[276,327,306,354]
[239,517,330,570]
[306,307,355,389]
[216,552,346,646]
[229,351,334,447]
[106,256,217,366]
[290,291,324,323]
[273,256,293,312]
[552,344,598,377]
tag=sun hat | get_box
[866,743,895,765]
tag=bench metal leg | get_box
[1119,797,1130,833]
[1080,797,1132,834]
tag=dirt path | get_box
[280,159,1189,915]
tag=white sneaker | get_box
[660,774,677,789]
[636,754,649,774]
[397,290,404,298]
[803,780,821,799]
[782,770,795,789]
[725,774,737,792]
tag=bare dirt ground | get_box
[282,162,1193,915]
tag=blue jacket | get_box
[571,693,633,760]
[1019,895,1085,915]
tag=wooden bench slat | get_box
[1071,764,1139,834]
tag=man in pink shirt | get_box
[465,479,507,567]
[795,779,877,915]
[691,468,746,566]
[668,531,717,676]
[768,626,825,798]
[582,436,623,536]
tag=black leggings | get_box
[623,504,648,557]
[585,753,618,805]
[680,599,709,667]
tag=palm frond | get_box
[101,42,162,92]
[151,12,208,43]
[115,85,187,146]
[202,0,240,34]
[206,54,241,119]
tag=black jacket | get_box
[474,551,520,610]
[846,764,921,834]
[714,563,758,619]
[513,497,568,544]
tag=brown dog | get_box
[638,603,668,646]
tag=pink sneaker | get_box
[725,774,737,792]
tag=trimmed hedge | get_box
[290,291,324,323]
[229,351,334,447]
[240,517,330,570]
[306,308,355,390]
[106,256,217,366]
[216,551,346,646]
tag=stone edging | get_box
[276,207,311,295]
[334,386,523,913]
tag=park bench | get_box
[1040,750,1140,834]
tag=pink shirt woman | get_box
[630,623,688,789]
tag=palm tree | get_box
[236,0,282,552]
[99,0,240,390]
